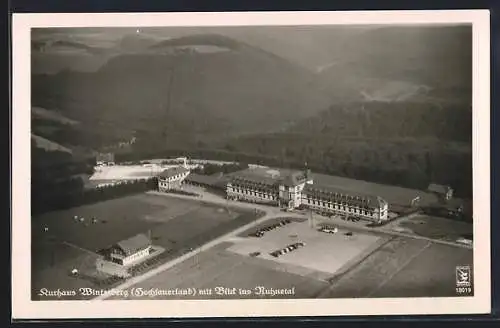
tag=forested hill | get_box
[32,33,332,151]
[287,101,472,142]
[31,28,473,201]
[221,101,472,197]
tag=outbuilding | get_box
[109,233,152,266]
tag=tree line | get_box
[32,177,159,216]
[31,142,159,215]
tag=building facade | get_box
[226,175,280,206]
[96,152,115,166]
[301,184,388,222]
[226,168,389,223]
[158,166,191,191]
[109,233,151,266]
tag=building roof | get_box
[229,171,280,187]
[96,153,114,162]
[428,183,452,194]
[116,233,151,254]
[280,170,308,187]
[230,176,280,193]
[303,184,382,209]
[159,166,190,178]
[228,167,310,188]
[185,173,222,186]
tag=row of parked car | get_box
[270,242,306,257]
[72,215,99,224]
[342,216,362,222]
[317,225,354,237]
[250,219,292,238]
[317,225,338,234]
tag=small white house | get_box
[109,233,152,266]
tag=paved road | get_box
[94,189,471,300]
[148,190,473,250]
[95,212,303,300]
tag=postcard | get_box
[11,10,491,319]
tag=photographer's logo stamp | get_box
[456,266,471,287]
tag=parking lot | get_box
[103,215,473,300]
[228,219,387,276]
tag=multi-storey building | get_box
[158,166,190,191]
[226,168,389,223]
[302,184,388,222]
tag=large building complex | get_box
[226,168,389,223]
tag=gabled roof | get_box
[228,167,310,188]
[96,153,114,162]
[428,183,452,194]
[280,171,308,187]
[230,176,280,192]
[303,184,382,209]
[229,172,279,187]
[159,166,190,178]
[185,173,220,185]
[116,233,151,255]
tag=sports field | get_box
[90,164,166,181]
[111,217,473,300]
[31,193,260,300]
[89,164,200,182]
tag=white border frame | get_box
[12,10,491,319]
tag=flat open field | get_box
[90,164,167,181]
[320,237,473,298]
[383,214,473,243]
[90,164,200,181]
[107,245,330,300]
[113,218,473,300]
[32,193,260,300]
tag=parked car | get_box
[320,227,338,234]
[344,231,353,236]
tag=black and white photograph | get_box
[12,10,491,318]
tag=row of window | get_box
[161,173,187,182]
[304,198,377,216]
[230,184,277,192]
[159,181,182,187]
[228,187,278,200]
[305,198,375,210]
[228,186,388,219]
[112,248,150,264]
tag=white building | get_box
[158,166,190,191]
[302,184,389,223]
[109,233,151,266]
[226,168,389,223]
